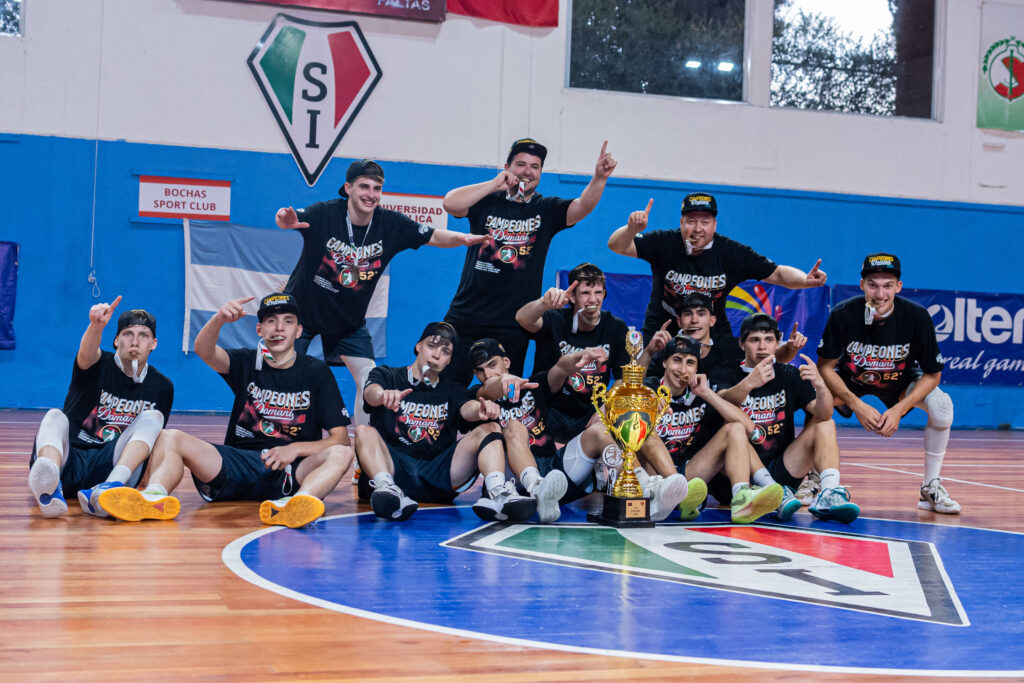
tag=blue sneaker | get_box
[29,458,68,518]
[776,485,801,522]
[809,486,860,523]
[77,481,124,518]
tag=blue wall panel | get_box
[0,133,1021,428]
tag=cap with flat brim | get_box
[257,293,300,322]
[506,138,547,165]
[861,253,901,279]
[681,192,717,216]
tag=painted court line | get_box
[848,463,1024,493]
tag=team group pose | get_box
[29,137,960,526]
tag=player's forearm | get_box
[704,390,752,427]
[894,372,940,416]
[566,176,607,225]
[717,380,752,407]
[76,322,105,369]
[765,265,811,289]
[362,384,385,407]
[515,299,549,332]
[428,229,470,248]
[443,182,494,217]
[817,361,859,407]
[607,226,639,256]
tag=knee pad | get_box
[477,431,504,455]
[35,409,70,454]
[123,409,165,448]
[923,388,954,430]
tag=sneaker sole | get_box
[811,502,861,524]
[371,491,417,521]
[732,484,784,524]
[98,488,180,521]
[29,461,67,518]
[536,471,567,523]
[918,500,961,514]
[652,476,689,522]
[501,497,538,522]
[77,489,111,518]
[678,478,708,521]
[260,495,325,528]
[776,497,802,522]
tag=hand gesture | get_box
[462,233,493,247]
[690,373,712,398]
[541,281,577,310]
[806,259,827,287]
[627,198,654,234]
[852,400,882,433]
[577,346,609,368]
[217,296,255,324]
[261,444,300,471]
[276,207,309,230]
[594,140,617,179]
[785,322,807,352]
[493,170,519,192]
[797,353,821,384]
[877,406,902,437]
[644,319,672,357]
[747,355,776,389]
[382,388,413,412]
[501,373,539,403]
[477,397,501,421]
[88,295,122,327]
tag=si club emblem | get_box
[248,14,383,186]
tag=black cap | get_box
[506,138,547,165]
[681,192,717,216]
[339,159,384,196]
[257,293,300,322]
[116,309,157,337]
[739,312,780,341]
[861,253,901,279]
[659,333,703,363]
[679,292,713,312]
[468,338,508,369]
[415,321,458,353]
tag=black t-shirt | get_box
[634,231,776,337]
[63,351,174,449]
[285,199,434,337]
[472,371,557,460]
[446,192,573,327]
[219,349,350,450]
[699,334,744,375]
[533,308,630,419]
[645,377,723,467]
[818,295,943,403]
[710,360,816,462]
[364,365,474,459]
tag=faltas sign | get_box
[248,15,382,186]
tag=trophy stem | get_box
[612,450,643,498]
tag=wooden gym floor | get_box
[2,409,1022,681]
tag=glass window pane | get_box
[1,0,22,37]
[570,0,745,101]
[771,0,934,118]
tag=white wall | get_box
[1,0,1021,205]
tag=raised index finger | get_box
[109,295,123,311]
[790,321,799,336]
[600,140,608,156]
[808,259,822,274]
[799,353,814,365]
[644,198,654,215]
[566,280,579,294]
[238,296,256,305]
[660,319,671,331]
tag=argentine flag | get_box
[182,220,388,357]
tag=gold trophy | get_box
[587,327,671,528]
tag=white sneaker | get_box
[529,470,567,523]
[919,478,961,514]
[369,480,417,521]
[795,470,821,506]
[646,473,688,522]
[473,479,537,522]
[29,458,67,518]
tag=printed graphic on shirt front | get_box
[657,400,709,459]
[475,213,542,272]
[395,399,449,447]
[315,236,385,292]
[78,391,159,445]
[842,341,912,392]
[498,390,552,453]
[558,341,612,399]
[234,382,312,443]
[740,389,790,456]
[661,270,728,318]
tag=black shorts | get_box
[531,449,592,504]
[846,367,922,409]
[192,445,305,502]
[545,406,594,444]
[29,440,124,497]
[356,442,464,504]
[763,453,803,490]
[295,324,374,365]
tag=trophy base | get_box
[587,494,655,528]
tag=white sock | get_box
[819,468,840,490]
[923,451,944,484]
[372,472,395,488]
[732,483,749,498]
[484,471,505,495]
[520,466,542,491]
[107,465,132,484]
[752,468,774,488]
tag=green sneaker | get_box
[678,477,708,521]
[731,483,783,524]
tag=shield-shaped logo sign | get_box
[248,14,383,186]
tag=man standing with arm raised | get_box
[441,138,617,385]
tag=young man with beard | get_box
[442,138,617,384]
[713,313,858,523]
[608,192,826,342]
[276,160,491,424]
[471,339,694,523]
[516,262,630,442]
[646,334,784,523]
[102,294,354,528]
[817,253,958,513]
[355,322,535,523]
[28,298,174,519]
